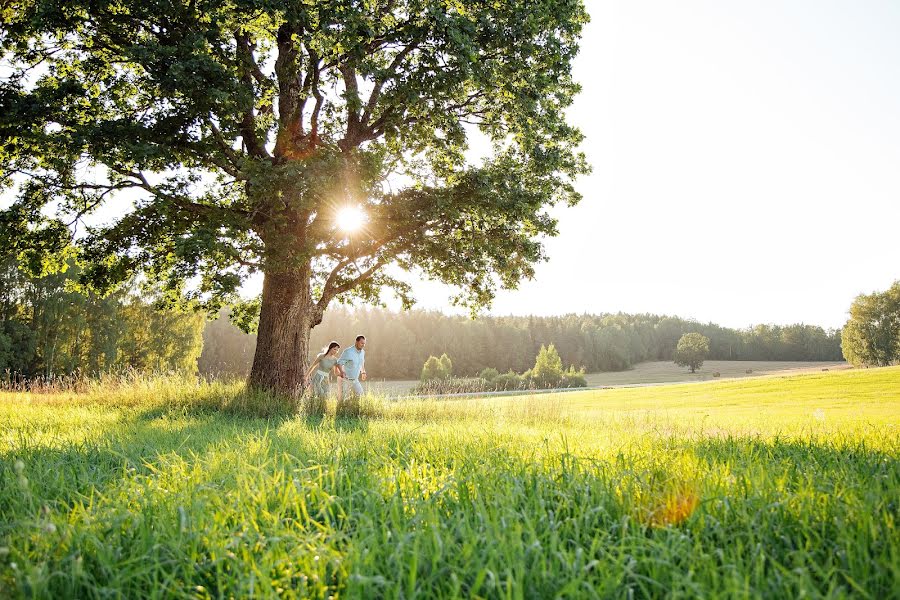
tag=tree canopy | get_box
[1,0,589,393]
[841,282,900,367]
[673,332,710,373]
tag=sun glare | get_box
[337,206,367,232]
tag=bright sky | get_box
[401,0,900,329]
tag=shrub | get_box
[421,355,451,382]
[478,367,500,383]
[562,365,587,388]
[493,370,527,391]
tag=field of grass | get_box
[1,367,898,598]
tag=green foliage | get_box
[198,310,257,377]
[420,354,452,382]
[0,255,205,377]
[438,353,453,377]
[492,370,527,391]
[563,365,588,388]
[420,356,443,382]
[841,281,900,367]
[1,368,899,597]
[116,299,206,372]
[530,343,565,388]
[1,0,590,319]
[674,333,711,373]
[478,367,500,382]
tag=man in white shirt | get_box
[337,335,367,397]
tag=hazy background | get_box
[364,0,900,328]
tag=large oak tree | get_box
[0,0,589,395]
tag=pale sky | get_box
[397,0,900,329]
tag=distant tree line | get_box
[200,307,843,380]
[0,256,205,379]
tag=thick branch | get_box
[318,257,388,309]
[274,22,305,157]
[235,31,271,159]
[339,64,362,151]
[306,45,325,140]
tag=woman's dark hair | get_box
[325,341,341,354]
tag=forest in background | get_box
[1,257,842,381]
[0,257,204,379]
[201,307,842,380]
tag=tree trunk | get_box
[248,267,317,396]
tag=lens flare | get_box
[337,206,367,232]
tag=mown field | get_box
[1,367,898,598]
[365,360,850,397]
[582,359,850,387]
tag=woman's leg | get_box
[333,366,343,404]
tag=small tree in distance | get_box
[420,355,452,382]
[439,354,453,379]
[674,333,710,373]
[841,281,900,367]
[530,344,565,388]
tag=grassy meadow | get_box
[1,367,898,598]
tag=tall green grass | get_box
[1,368,898,598]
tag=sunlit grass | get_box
[1,367,898,597]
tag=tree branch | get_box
[361,40,420,125]
[318,257,388,309]
[111,168,251,222]
[234,31,271,159]
[305,45,325,141]
[273,22,306,158]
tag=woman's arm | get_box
[303,356,322,382]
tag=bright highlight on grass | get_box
[337,205,367,232]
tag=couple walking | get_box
[304,335,367,401]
